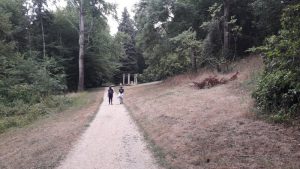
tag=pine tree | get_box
[117,8,144,75]
[118,8,135,40]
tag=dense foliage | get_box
[0,0,119,131]
[134,0,295,80]
[252,4,300,118]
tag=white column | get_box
[128,73,130,85]
[134,74,138,85]
[122,74,125,85]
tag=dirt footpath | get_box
[58,90,160,169]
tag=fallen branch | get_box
[193,72,239,89]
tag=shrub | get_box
[141,52,190,82]
[253,70,300,114]
[0,42,67,132]
[252,4,300,117]
[0,94,73,133]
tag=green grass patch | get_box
[269,113,291,123]
[241,70,262,92]
[0,91,96,134]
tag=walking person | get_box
[118,86,124,104]
[108,86,114,105]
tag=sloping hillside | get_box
[125,56,300,169]
[0,89,104,169]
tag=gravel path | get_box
[58,90,159,169]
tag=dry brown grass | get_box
[0,89,104,169]
[164,55,264,87]
[125,56,300,169]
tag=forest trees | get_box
[134,0,298,81]
[0,0,67,131]
[114,8,145,83]
[32,0,47,58]
[134,0,226,80]
[0,0,120,131]
[69,0,116,91]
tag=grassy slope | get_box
[125,56,300,169]
[0,88,104,169]
[0,91,97,133]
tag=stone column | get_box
[127,73,130,85]
[122,74,125,85]
[134,74,138,85]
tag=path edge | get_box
[56,88,105,168]
[124,104,171,169]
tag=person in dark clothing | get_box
[118,86,124,104]
[108,86,114,105]
[119,86,124,94]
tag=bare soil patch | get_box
[125,56,300,169]
[0,88,104,169]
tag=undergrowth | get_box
[0,92,91,133]
[250,4,300,123]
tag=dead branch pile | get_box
[193,72,239,89]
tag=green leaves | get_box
[253,3,300,116]
[208,3,222,19]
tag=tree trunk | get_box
[223,0,230,59]
[28,29,32,57]
[78,0,85,91]
[26,4,32,57]
[41,17,46,58]
[190,48,197,72]
[233,36,237,61]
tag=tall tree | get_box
[171,28,202,72]
[117,8,144,78]
[68,0,115,91]
[32,0,47,58]
[78,0,85,91]
[118,8,135,39]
